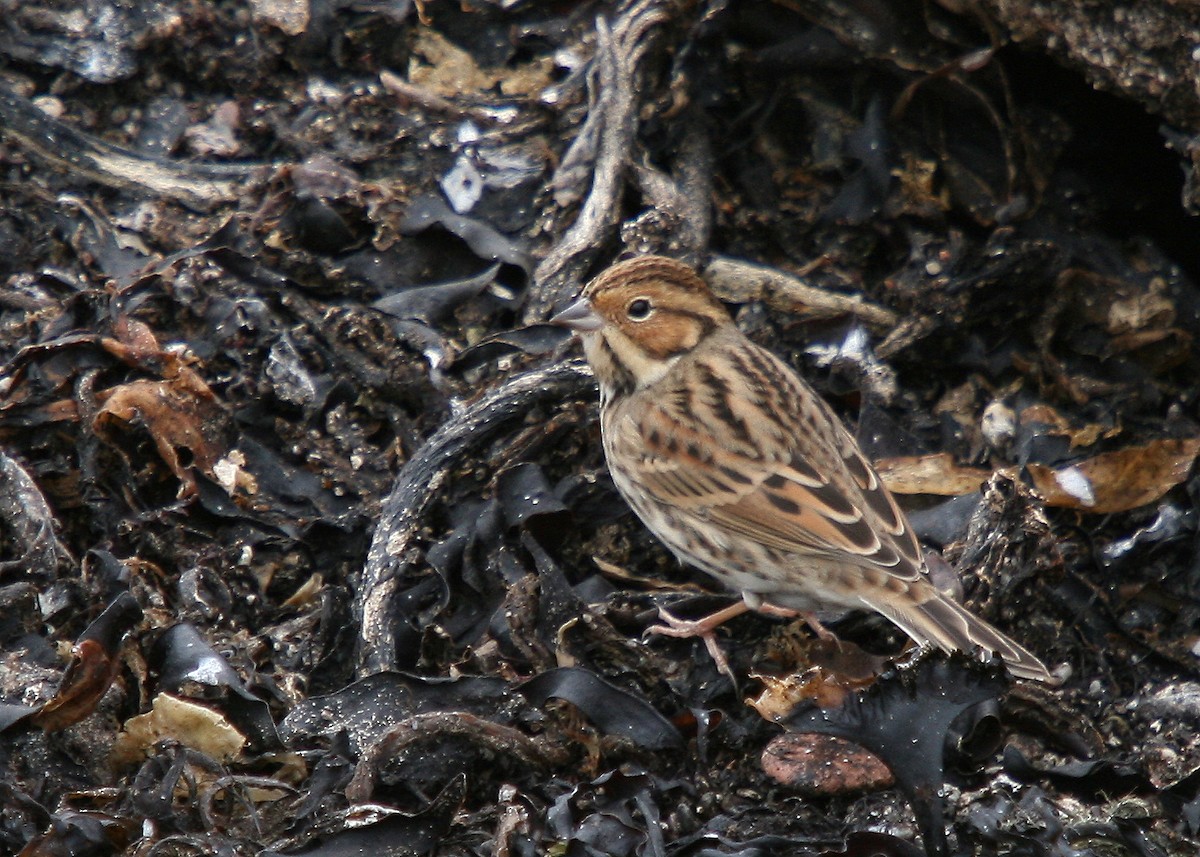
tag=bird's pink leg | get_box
[645,600,752,638]
[646,599,837,676]
[800,613,837,641]
[644,601,751,679]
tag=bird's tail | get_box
[867,584,1058,684]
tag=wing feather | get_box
[608,339,922,577]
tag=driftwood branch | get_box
[523,0,677,322]
[0,86,267,211]
[703,256,899,332]
[355,360,594,676]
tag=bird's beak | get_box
[550,298,603,333]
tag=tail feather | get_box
[868,586,1057,684]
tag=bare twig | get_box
[703,255,899,332]
[625,115,714,263]
[524,0,677,322]
[670,116,716,256]
[0,86,267,211]
[346,711,571,803]
[379,70,502,124]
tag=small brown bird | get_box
[552,255,1054,683]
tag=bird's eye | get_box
[627,298,653,321]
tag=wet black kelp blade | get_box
[783,651,1009,857]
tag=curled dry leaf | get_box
[1015,402,1121,449]
[30,640,120,732]
[94,376,230,499]
[876,452,991,496]
[31,592,142,732]
[879,438,1200,515]
[748,663,878,718]
[92,317,238,499]
[1026,437,1200,514]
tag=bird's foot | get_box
[801,612,838,642]
[645,600,750,638]
[645,601,750,682]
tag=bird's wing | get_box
[705,430,923,578]
[610,344,924,578]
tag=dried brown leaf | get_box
[94,377,229,499]
[876,453,991,496]
[1019,403,1120,449]
[1026,438,1200,513]
[30,640,119,732]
